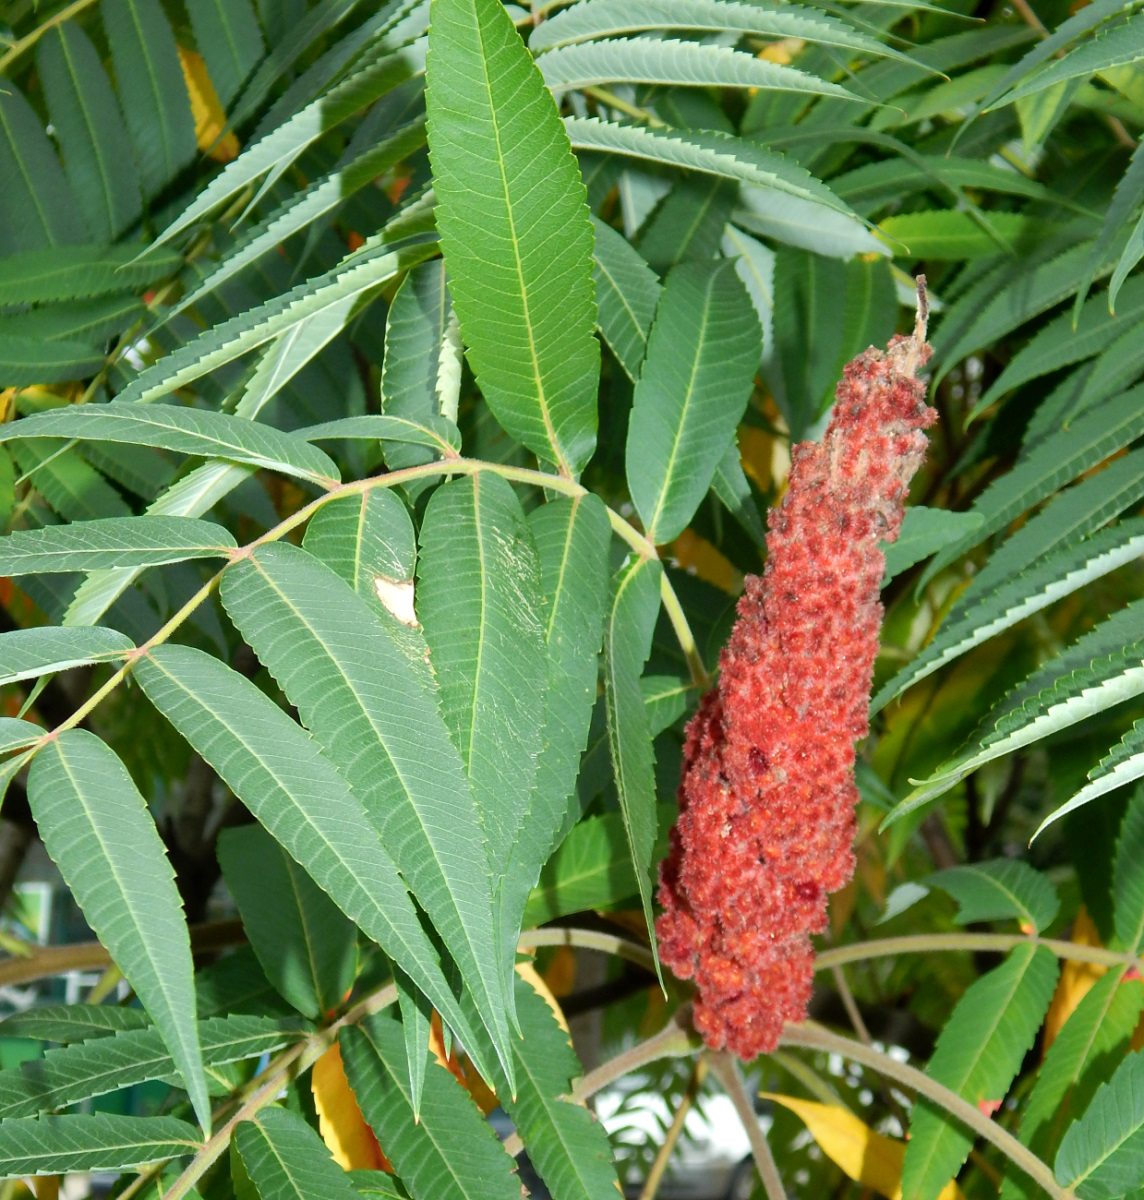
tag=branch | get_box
[778,1023,1065,1200]
[518,927,657,973]
[571,1005,701,1104]
[814,932,1144,974]
[708,1053,786,1200]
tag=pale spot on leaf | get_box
[373,575,419,627]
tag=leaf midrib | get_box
[646,270,716,542]
[472,3,568,474]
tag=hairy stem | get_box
[778,1022,1065,1200]
[17,455,710,760]
[518,927,657,973]
[708,1053,786,1200]
[571,1006,701,1104]
[815,932,1144,974]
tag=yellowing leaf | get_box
[763,1094,964,1200]
[178,47,239,162]
[1043,907,1106,1052]
[517,959,571,1034]
[668,529,740,593]
[542,944,577,998]
[312,1042,391,1171]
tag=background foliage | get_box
[2,0,1144,1197]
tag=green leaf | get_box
[925,860,1059,932]
[997,11,1144,108]
[154,48,425,248]
[626,258,761,544]
[0,717,44,754]
[566,118,854,215]
[504,494,611,941]
[1001,973,1144,1200]
[380,257,462,483]
[0,246,183,305]
[0,625,134,685]
[901,945,1059,1200]
[185,0,265,107]
[976,0,1122,113]
[302,416,460,458]
[101,0,197,198]
[350,1171,406,1199]
[973,276,1144,417]
[0,1114,200,1176]
[0,1005,151,1044]
[0,1015,304,1119]
[426,0,600,473]
[37,23,141,243]
[0,87,83,253]
[4,295,144,347]
[26,730,210,1132]
[638,176,737,276]
[11,442,130,523]
[218,824,357,1021]
[537,37,863,102]
[236,1106,365,1200]
[1055,1048,1144,1199]
[115,236,439,406]
[0,337,105,386]
[301,489,431,687]
[417,474,547,985]
[522,804,675,927]
[932,236,1126,382]
[591,214,661,383]
[340,1013,521,1200]
[64,460,253,630]
[394,967,432,1121]
[604,555,664,971]
[711,437,765,547]
[218,543,510,1085]
[173,120,429,321]
[881,507,984,583]
[530,0,909,62]
[875,518,1144,719]
[0,515,236,575]
[3,403,339,487]
[1114,787,1144,955]
[880,211,1033,259]
[133,643,483,1074]
[908,632,1144,809]
[1036,719,1144,840]
[734,185,885,261]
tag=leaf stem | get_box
[153,982,399,1200]
[517,927,657,973]
[0,0,100,71]
[778,1022,1065,1200]
[572,1005,701,1103]
[16,455,710,768]
[814,932,1144,974]
[709,1053,787,1200]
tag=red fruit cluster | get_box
[656,305,936,1059]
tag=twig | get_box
[0,0,100,71]
[517,927,657,973]
[814,932,1144,974]
[571,1006,701,1104]
[708,1053,786,1200]
[640,1056,708,1200]
[778,1023,1065,1200]
[829,964,871,1044]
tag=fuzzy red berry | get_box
[656,288,936,1058]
